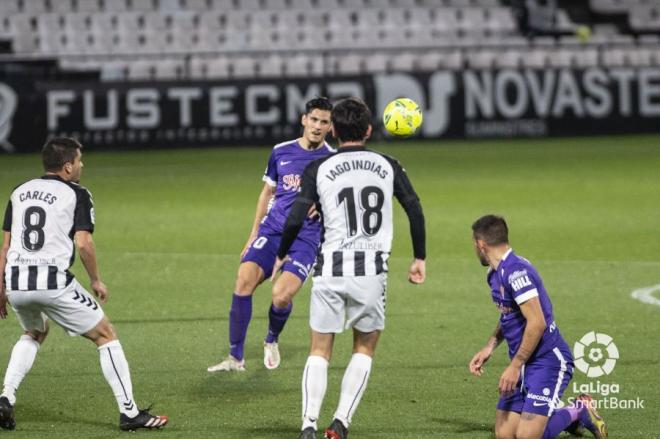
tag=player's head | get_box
[471,214,509,267]
[42,137,84,182]
[331,97,372,145]
[301,97,333,148]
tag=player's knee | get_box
[26,326,49,345]
[495,425,516,439]
[272,284,293,308]
[235,268,261,295]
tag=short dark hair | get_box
[331,97,372,143]
[42,137,82,172]
[305,96,333,114]
[472,215,509,246]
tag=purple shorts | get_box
[497,347,574,417]
[241,228,318,283]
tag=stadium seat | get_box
[76,0,103,12]
[629,6,660,32]
[232,56,258,78]
[154,59,185,79]
[129,0,157,12]
[257,54,285,77]
[389,51,416,71]
[335,53,363,75]
[100,60,129,80]
[0,0,20,14]
[363,52,389,73]
[206,56,231,78]
[127,59,155,79]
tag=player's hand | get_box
[469,346,492,376]
[91,280,109,304]
[408,259,426,284]
[498,363,521,396]
[307,204,320,221]
[0,286,8,319]
[270,256,289,282]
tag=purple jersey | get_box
[487,249,572,363]
[261,139,335,243]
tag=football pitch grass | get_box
[0,135,658,438]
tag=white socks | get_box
[333,353,373,429]
[301,355,328,431]
[98,340,139,418]
[2,335,40,405]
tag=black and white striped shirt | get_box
[279,146,425,277]
[3,175,94,291]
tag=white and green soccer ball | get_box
[382,98,423,137]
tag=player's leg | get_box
[326,329,380,439]
[263,272,300,369]
[301,330,334,435]
[302,276,344,435]
[264,240,316,369]
[495,410,520,439]
[83,316,168,430]
[0,291,49,430]
[44,280,166,430]
[326,274,386,438]
[209,231,279,372]
[228,262,264,362]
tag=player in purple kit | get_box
[208,98,334,372]
[469,215,607,439]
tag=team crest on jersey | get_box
[508,269,532,292]
[282,174,301,191]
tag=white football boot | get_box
[263,342,281,369]
[207,355,245,372]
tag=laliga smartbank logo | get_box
[570,331,645,410]
[573,331,619,378]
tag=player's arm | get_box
[242,182,276,257]
[1,200,12,318]
[390,159,426,284]
[272,161,320,280]
[76,231,108,304]
[73,189,108,303]
[0,231,10,319]
[499,296,546,395]
[469,322,503,376]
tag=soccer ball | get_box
[382,98,423,137]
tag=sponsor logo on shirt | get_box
[282,174,301,191]
[508,269,532,291]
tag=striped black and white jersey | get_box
[278,146,425,277]
[2,175,95,291]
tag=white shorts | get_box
[309,274,387,334]
[7,279,105,336]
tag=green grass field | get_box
[0,135,659,438]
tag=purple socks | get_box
[229,294,253,361]
[542,408,576,439]
[265,302,293,344]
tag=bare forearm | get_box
[79,242,101,283]
[249,187,274,237]
[512,321,544,368]
[486,322,504,351]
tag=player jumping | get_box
[207,97,334,372]
[469,215,607,439]
[0,138,167,431]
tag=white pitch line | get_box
[631,284,660,307]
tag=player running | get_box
[469,215,607,439]
[0,138,167,431]
[207,97,334,372]
[273,97,426,439]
